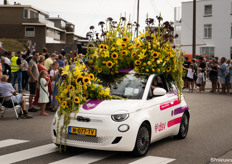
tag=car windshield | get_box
[100,73,149,99]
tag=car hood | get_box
[77,99,143,115]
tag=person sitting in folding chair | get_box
[0,75,32,119]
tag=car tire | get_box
[132,123,150,156]
[175,113,189,139]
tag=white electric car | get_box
[51,71,190,156]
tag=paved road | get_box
[0,92,232,164]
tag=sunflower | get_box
[74,97,80,104]
[103,45,108,50]
[82,76,90,84]
[121,50,127,56]
[83,93,88,99]
[68,85,74,90]
[99,44,104,49]
[61,101,67,108]
[134,60,142,65]
[135,42,142,48]
[98,68,102,73]
[75,75,83,85]
[131,51,137,58]
[106,61,114,69]
[111,43,116,48]
[122,36,129,43]
[89,73,95,81]
[166,67,172,72]
[152,51,160,58]
[111,52,118,60]
[121,43,127,48]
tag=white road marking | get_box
[49,151,115,164]
[0,139,29,148]
[0,143,57,164]
[129,156,175,164]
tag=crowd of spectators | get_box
[0,47,83,118]
[183,56,232,94]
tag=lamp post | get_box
[137,0,140,37]
[192,0,196,59]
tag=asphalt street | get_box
[0,91,232,164]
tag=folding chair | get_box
[0,95,23,120]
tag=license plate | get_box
[68,127,97,136]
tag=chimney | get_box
[4,0,7,5]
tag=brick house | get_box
[0,3,85,52]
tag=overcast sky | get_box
[7,0,190,37]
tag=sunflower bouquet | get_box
[91,17,136,75]
[87,15,184,92]
[56,61,115,151]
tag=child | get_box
[187,64,194,92]
[50,61,59,91]
[38,70,49,116]
[196,68,206,93]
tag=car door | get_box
[143,75,173,142]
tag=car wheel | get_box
[132,123,150,156]
[175,113,189,139]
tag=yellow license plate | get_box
[69,127,97,136]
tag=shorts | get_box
[29,82,37,96]
[187,77,193,82]
[219,77,225,84]
[12,94,22,105]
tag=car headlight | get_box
[111,113,129,122]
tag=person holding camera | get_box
[28,51,39,112]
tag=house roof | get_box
[0,4,49,16]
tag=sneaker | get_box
[28,108,38,112]
[22,113,33,119]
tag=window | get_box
[25,27,35,37]
[204,24,212,38]
[204,5,212,16]
[200,47,215,57]
[24,9,28,19]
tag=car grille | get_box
[65,134,112,144]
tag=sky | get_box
[7,0,190,37]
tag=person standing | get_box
[198,57,206,92]
[44,53,56,70]
[218,57,227,94]
[11,51,24,93]
[187,64,195,92]
[21,54,29,91]
[225,59,231,94]
[38,70,49,116]
[57,54,65,68]
[28,51,39,112]
[209,59,218,93]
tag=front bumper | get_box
[51,113,140,152]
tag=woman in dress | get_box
[32,55,52,109]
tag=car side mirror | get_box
[153,88,167,96]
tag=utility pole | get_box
[137,0,140,37]
[192,0,196,59]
